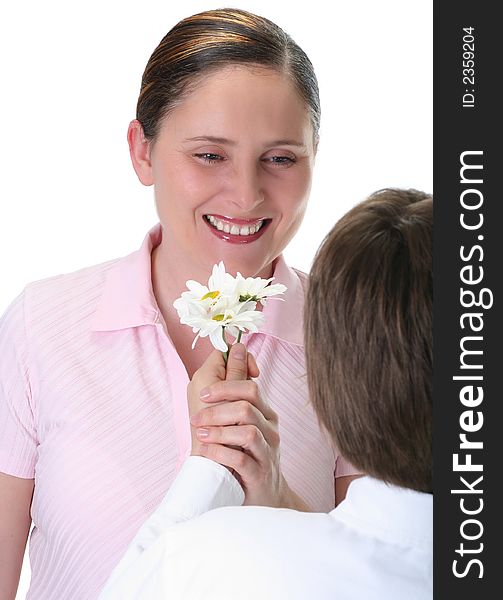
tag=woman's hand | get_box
[187,344,310,510]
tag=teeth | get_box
[205,216,265,236]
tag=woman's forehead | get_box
[158,65,313,143]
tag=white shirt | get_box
[99,457,432,600]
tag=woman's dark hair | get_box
[305,188,433,493]
[136,8,320,145]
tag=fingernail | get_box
[200,387,211,399]
[233,343,246,359]
[197,428,209,439]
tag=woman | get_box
[0,8,359,600]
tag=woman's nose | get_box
[229,164,265,212]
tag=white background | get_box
[0,1,432,596]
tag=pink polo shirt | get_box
[0,224,357,599]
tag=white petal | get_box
[208,262,227,291]
[208,262,240,298]
[197,320,220,337]
[186,281,209,297]
[209,326,228,352]
[191,332,201,349]
[261,283,287,296]
[175,297,188,309]
[227,309,264,332]
[188,302,211,318]
[236,300,258,313]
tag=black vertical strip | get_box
[434,3,500,598]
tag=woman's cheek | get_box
[277,172,312,215]
[180,163,225,200]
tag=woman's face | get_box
[142,65,316,279]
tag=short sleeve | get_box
[0,288,37,478]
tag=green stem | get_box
[223,328,244,365]
[223,328,229,365]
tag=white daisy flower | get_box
[234,272,287,306]
[173,261,287,355]
[184,298,264,352]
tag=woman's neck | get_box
[151,241,190,333]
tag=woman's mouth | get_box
[203,214,271,244]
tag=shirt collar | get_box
[91,223,306,346]
[333,476,433,550]
[91,224,162,331]
[256,254,305,346]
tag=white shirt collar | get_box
[333,476,433,551]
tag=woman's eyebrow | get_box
[185,135,306,148]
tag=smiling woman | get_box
[0,7,360,600]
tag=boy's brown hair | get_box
[305,188,432,493]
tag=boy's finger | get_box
[225,343,248,381]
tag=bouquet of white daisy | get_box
[173,261,287,362]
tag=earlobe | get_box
[127,119,154,186]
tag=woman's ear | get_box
[127,119,154,186]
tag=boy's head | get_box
[305,188,432,493]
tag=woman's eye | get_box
[264,156,296,167]
[193,153,296,167]
[194,153,224,163]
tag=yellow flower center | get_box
[212,314,225,321]
[201,290,220,301]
